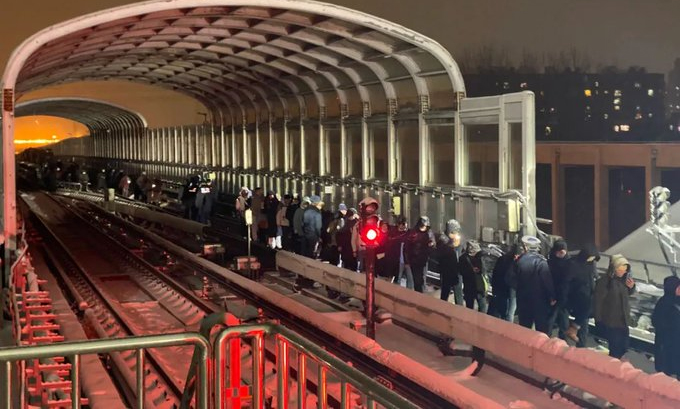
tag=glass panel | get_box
[465,124,499,188]
[326,128,341,177]
[306,125,320,174]
[260,130,270,170]
[396,122,419,183]
[369,124,388,180]
[289,128,301,172]
[247,131,257,169]
[234,131,243,167]
[508,123,523,189]
[429,125,455,185]
[346,126,362,177]
[274,129,284,170]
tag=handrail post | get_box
[276,335,289,409]
[70,354,81,409]
[136,349,145,409]
[252,332,265,409]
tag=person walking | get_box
[436,219,462,302]
[293,196,310,255]
[507,235,556,335]
[548,239,571,338]
[460,240,488,312]
[562,244,599,346]
[489,243,520,321]
[404,216,436,293]
[593,254,635,359]
[652,276,680,378]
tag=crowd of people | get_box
[234,189,679,375]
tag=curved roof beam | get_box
[11,97,147,133]
[5,1,464,123]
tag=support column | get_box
[361,118,370,181]
[551,149,563,237]
[299,122,306,174]
[594,155,609,250]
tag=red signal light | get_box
[365,228,378,241]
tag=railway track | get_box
[42,192,463,408]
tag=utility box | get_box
[498,199,521,233]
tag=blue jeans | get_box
[398,262,414,289]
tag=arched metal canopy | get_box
[13,98,147,133]
[5,0,466,125]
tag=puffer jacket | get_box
[593,254,635,328]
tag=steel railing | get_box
[0,323,417,409]
[0,333,210,409]
[214,324,420,409]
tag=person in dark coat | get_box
[562,244,599,346]
[435,219,462,302]
[593,254,635,359]
[404,216,436,293]
[507,235,556,335]
[264,191,280,248]
[488,243,520,321]
[460,240,488,312]
[652,276,680,378]
[337,208,359,272]
[295,195,323,290]
[548,239,570,338]
[387,216,411,287]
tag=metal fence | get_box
[0,324,418,409]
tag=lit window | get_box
[648,89,655,96]
[503,82,510,89]
[520,82,528,89]
[614,125,620,132]
[613,98,621,105]
[648,113,653,118]
[675,86,679,90]
[595,81,599,87]
[584,89,592,97]
[604,90,610,94]
[544,126,552,136]
[670,125,675,131]
[585,106,591,112]
[604,113,609,119]
[635,105,641,110]
[634,82,641,88]
[614,90,622,97]
[614,105,621,111]
[550,107,556,113]
[620,125,630,132]
[635,113,642,120]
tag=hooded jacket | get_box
[404,219,435,267]
[593,254,635,328]
[507,250,555,308]
[652,276,680,376]
[433,234,460,286]
[563,245,599,314]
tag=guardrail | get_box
[214,323,419,409]
[0,333,210,409]
[276,250,680,409]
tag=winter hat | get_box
[310,195,322,205]
[608,254,630,276]
[577,243,600,263]
[521,235,541,252]
[551,239,568,254]
[338,203,348,211]
[445,219,461,235]
[301,196,312,205]
[417,215,431,227]
[663,276,680,297]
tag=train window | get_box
[464,124,499,188]
[395,122,419,183]
[428,125,455,185]
[508,123,523,189]
[346,126,362,178]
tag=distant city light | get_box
[648,89,655,96]
[620,125,630,132]
[584,89,592,97]
[613,98,621,105]
[614,90,622,97]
